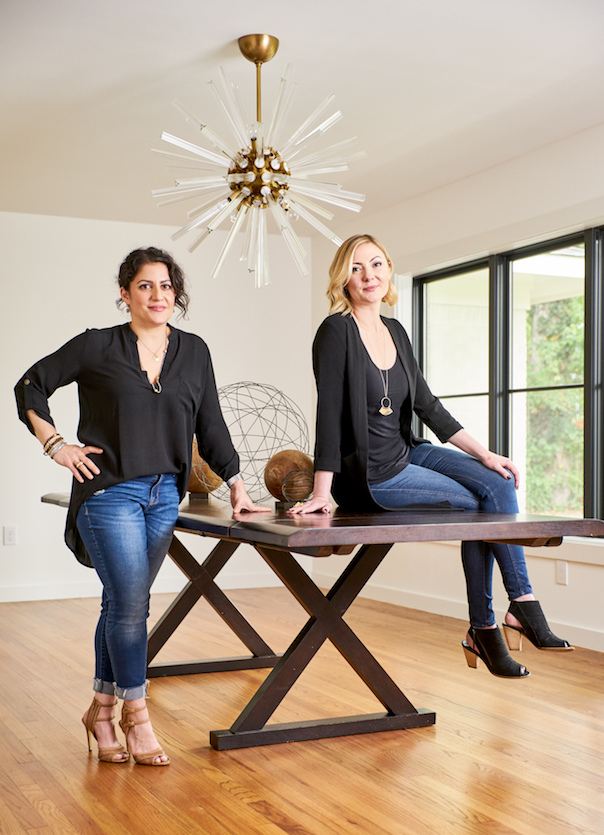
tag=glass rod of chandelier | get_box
[152,64,366,286]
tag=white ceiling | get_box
[3,0,604,232]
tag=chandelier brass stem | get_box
[238,35,279,125]
[256,62,262,123]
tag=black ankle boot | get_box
[462,626,530,678]
[503,600,574,651]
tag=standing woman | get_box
[15,247,268,765]
[289,234,572,679]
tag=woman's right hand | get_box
[52,444,103,483]
[287,495,333,515]
[287,470,334,515]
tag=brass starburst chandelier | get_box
[152,35,365,287]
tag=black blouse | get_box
[15,323,239,566]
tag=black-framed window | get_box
[413,228,604,520]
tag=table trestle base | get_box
[147,654,281,678]
[210,708,436,749]
[146,536,280,677]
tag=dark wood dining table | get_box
[42,492,604,749]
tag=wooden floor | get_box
[1,587,603,835]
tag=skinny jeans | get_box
[369,444,533,628]
[76,474,180,699]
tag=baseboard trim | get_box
[0,571,281,603]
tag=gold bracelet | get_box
[44,439,65,457]
[48,441,67,459]
[43,433,63,455]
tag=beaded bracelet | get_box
[46,440,64,458]
[45,437,66,458]
[44,435,64,455]
[44,440,64,457]
[48,441,67,459]
[43,433,63,455]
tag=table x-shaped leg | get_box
[147,534,281,677]
[210,542,435,749]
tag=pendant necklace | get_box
[378,367,393,416]
[352,313,394,416]
[135,327,168,393]
[137,329,169,362]
[376,323,393,415]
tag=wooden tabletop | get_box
[41,493,604,554]
[180,497,604,549]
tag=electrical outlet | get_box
[3,526,17,546]
[555,560,568,585]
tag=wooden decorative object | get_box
[188,439,223,494]
[264,449,313,502]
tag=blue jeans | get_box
[76,475,180,699]
[369,444,533,628]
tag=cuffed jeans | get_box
[76,474,180,699]
[369,444,533,628]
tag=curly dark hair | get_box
[116,247,189,316]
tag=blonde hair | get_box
[327,234,398,315]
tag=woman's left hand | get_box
[448,430,520,489]
[479,451,520,488]
[229,480,271,514]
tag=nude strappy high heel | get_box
[119,702,170,766]
[82,697,129,763]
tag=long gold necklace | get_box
[378,367,393,416]
[352,314,393,416]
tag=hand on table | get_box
[230,480,271,514]
[287,496,333,516]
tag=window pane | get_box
[425,268,489,397]
[511,246,585,391]
[424,395,489,450]
[511,244,584,515]
[512,389,584,517]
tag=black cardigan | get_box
[312,314,463,511]
[15,324,239,566]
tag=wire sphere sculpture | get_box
[191,382,309,502]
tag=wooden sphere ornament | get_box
[188,439,223,494]
[281,467,315,503]
[264,449,314,502]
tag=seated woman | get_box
[289,234,572,679]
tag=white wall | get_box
[4,117,604,651]
[334,120,604,275]
[310,119,604,651]
[1,211,313,601]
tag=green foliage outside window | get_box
[525,296,584,515]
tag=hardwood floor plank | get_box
[0,771,47,831]
[0,590,603,835]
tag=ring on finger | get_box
[75,461,84,469]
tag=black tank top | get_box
[364,350,410,484]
